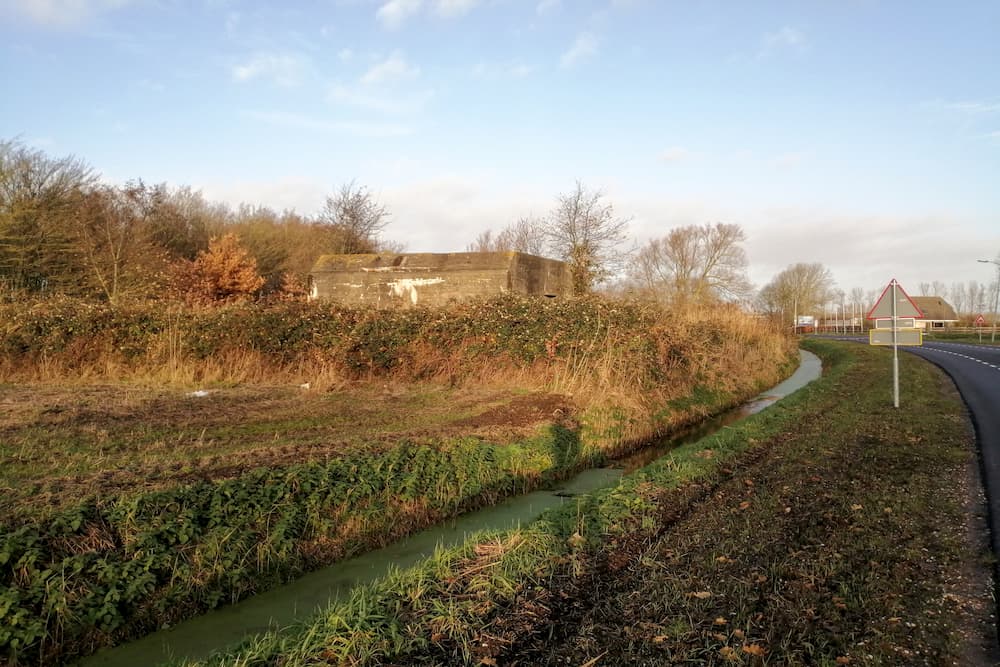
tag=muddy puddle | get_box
[79,349,821,667]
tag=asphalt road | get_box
[904,341,1000,552]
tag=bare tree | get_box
[544,181,631,294]
[467,228,499,253]
[72,181,165,304]
[757,262,836,324]
[467,216,546,255]
[500,216,546,255]
[970,280,989,315]
[629,223,752,305]
[948,281,968,315]
[319,181,390,253]
[145,185,225,261]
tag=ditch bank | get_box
[81,351,820,666]
[181,339,997,667]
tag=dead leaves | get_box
[566,531,586,550]
[716,639,767,661]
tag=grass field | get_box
[0,383,566,519]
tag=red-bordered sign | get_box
[866,279,924,320]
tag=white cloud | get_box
[739,208,987,293]
[434,0,480,18]
[232,52,308,86]
[242,109,412,138]
[659,147,693,163]
[758,26,806,58]
[560,31,599,69]
[380,178,553,253]
[375,0,482,28]
[338,48,354,62]
[361,52,420,85]
[536,0,560,14]
[763,26,805,49]
[376,0,422,29]
[328,84,434,114]
[3,0,132,27]
[199,177,329,216]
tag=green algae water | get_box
[78,350,821,667]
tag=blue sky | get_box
[2,0,999,298]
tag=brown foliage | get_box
[171,233,264,305]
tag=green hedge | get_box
[0,296,667,376]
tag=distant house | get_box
[308,251,572,307]
[911,296,959,329]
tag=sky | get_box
[2,0,999,299]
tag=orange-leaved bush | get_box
[172,233,265,304]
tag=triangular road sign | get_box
[866,279,924,320]
[975,314,987,326]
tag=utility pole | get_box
[978,258,1000,344]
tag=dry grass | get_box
[1,299,794,513]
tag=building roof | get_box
[911,296,959,321]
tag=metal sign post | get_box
[892,281,899,408]
[866,278,924,408]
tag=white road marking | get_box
[919,345,1000,373]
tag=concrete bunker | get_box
[308,251,572,307]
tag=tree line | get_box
[9,136,989,318]
[0,138,391,304]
